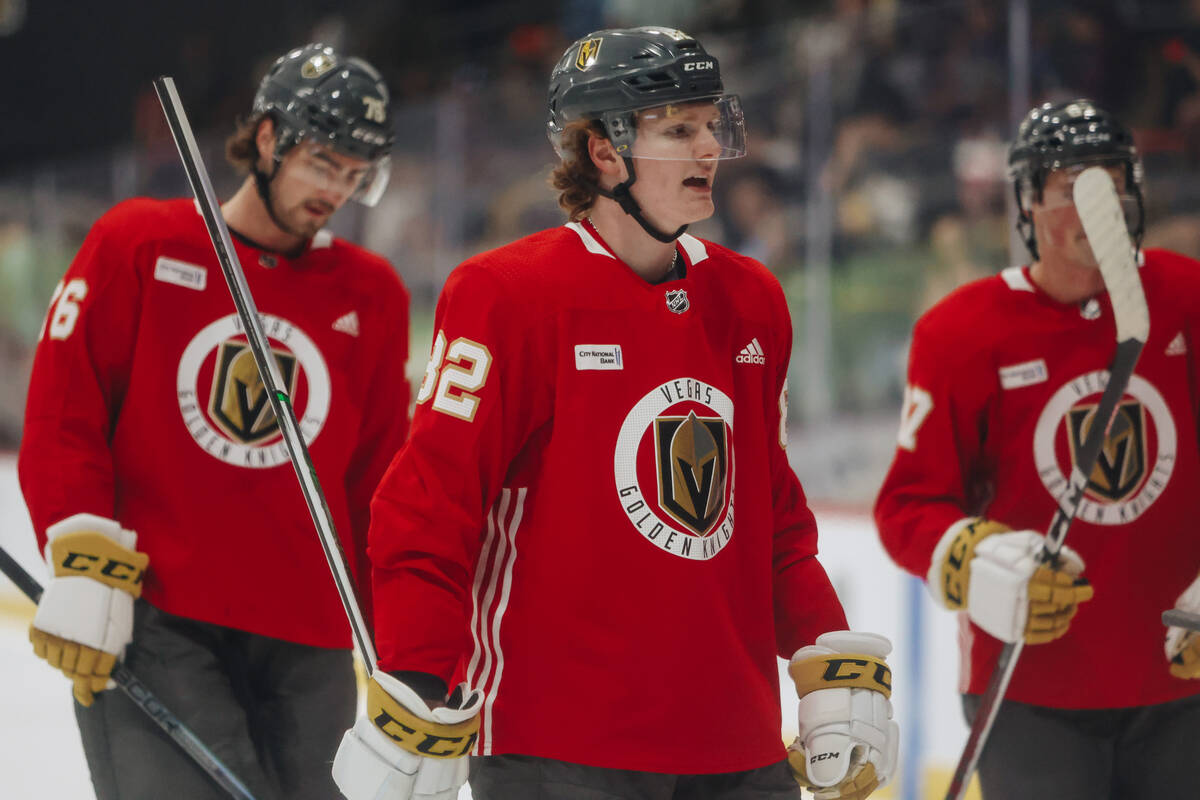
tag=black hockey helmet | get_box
[252,43,394,206]
[546,27,745,242]
[1008,99,1143,260]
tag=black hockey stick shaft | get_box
[152,76,378,673]
[944,168,1148,800]
[1164,608,1200,633]
[0,546,257,800]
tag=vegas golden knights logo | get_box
[209,342,298,444]
[302,52,336,79]
[654,411,728,536]
[576,38,603,70]
[1067,399,1146,502]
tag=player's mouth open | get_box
[305,201,334,216]
[683,175,711,190]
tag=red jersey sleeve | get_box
[765,282,848,657]
[18,204,144,546]
[369,261,551,682]
[342,277,411,626]
[874,309,992,578]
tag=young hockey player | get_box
[875,99,1200,797]
[333,26,899,800]
[20,43,410,799]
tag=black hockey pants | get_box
[963,691,1200,799]
[469,754,802,799]
[74,600,356,800]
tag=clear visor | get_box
[1032,162,1140,230]
[288,139,391,207]
[627,95,746,162]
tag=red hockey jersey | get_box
[369,221,847,773]
[875,249,1200,708]
[19,197,410,649]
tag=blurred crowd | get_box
[2,0,1199,461]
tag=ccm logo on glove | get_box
[791,654,893,699]
[367,678,479,758]
[50,531,148,595]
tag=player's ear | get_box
[589,135,628,186]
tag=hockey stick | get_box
[944,167,1150,800]
[1164,608,1200,633]
[151,76,378,674]
[0,546,258,800]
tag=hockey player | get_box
[19,44,410,800]
[332,27,899,800]
[875,99,1200,798]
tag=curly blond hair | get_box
[549,119,609,221]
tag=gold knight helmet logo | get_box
[302,52,337,79]
[209,342,298,444]
[1067,399,1147,503]
[655,411,728,536]
[576,38,603,70]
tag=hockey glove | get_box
[1166,570,1200,679]
[29,513,148,706]
[787,631,899,800]
[332,672,482,800]
[928,517,1094,644]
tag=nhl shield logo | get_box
[665,289,690,314]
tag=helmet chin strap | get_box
[251,159,307,242]
[596,156,687,243]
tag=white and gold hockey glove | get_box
[1166,571,1200,679]
[332,672,483,800]
[787,631,899,800]
[928,518,1094,645]
[29,513,148,706]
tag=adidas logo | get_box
[332,311,360,337]
[1166,331,1187,356]
[736,337,766,365]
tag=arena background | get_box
[2,0,1198,797]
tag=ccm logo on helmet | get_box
[683,60,715,71]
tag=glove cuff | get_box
[365,676,479,759]
[788,651,892,700]
[44,515,147,598]
[926,517,1010,610]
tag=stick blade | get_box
[1073,167,1149,343]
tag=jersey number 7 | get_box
[897,384,933,451]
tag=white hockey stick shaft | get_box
[152,76,378,674]
[945,168,1149,800]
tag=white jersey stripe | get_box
[476,490,512,707]
[481,487,526,753]
[465,503,501,690]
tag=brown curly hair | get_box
[550,119,609,221]
[225,113,269,174]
